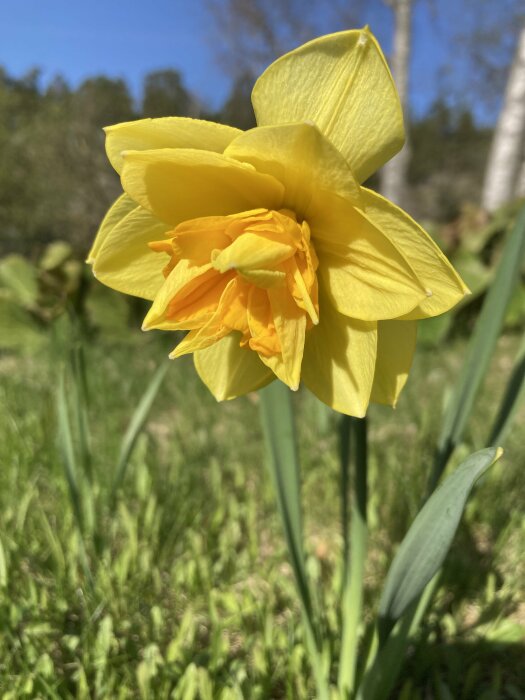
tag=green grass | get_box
[0,318,524,699]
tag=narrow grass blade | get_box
[378,447,502,642]
[338,416,368,697]
[0,536,7,588]
[112,362,168,497]
[57,371,95,585]
[70,341,93,483]
[430,203,525,490]
[488,333,525,446]
[57,371,84,534]
[259,381,329,700]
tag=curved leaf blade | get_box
[378,447,502,639]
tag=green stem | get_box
[338,416,369,698]
[339,416,351,575]
[259,383,330,700]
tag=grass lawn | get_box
[0,318,523,699]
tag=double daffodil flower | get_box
[88,27,467,416]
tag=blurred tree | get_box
[379,0,413,207]
[220,72,257,130]
[204,0,363,78]
[481,25,525,211]
[74,76,134,126]
[0,70,135,256]
[142,70,196,117]
[409,100,491,221]
[0,69,46,254]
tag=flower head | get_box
[88,27,468,416]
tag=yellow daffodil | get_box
[88,27,468,416]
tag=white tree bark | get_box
[482,25,525,212]
[380,0,412,206]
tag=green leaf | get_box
[56,368,94,585]
[111,362,168,497]
[488,333,525,446]
[259,381,329,700]
[357,577,438,700]
[378,447,502,640]
[431,203,525,489]
[0,297,44,352]
[259,383,309,612]
[0,254,39,308]
[39,241,73,271]
[56,371,83,532]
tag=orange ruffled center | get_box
[147,208,319,390]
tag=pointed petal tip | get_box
[357,30,369,47]
[495,446,504,460]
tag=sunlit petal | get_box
[225,123,361,216]
[265,286,307,390]
[212,232,295,274]
[142,261,217,330]
[121,148,285,225]
[194,334,274,400]
[252,27,404,182]
[106,117,240,173]
[87,193,136,264]
[93,206,169,300]
[311,192,427,320]
[359,188,470,318]
[302,284,377,416]
[370,320,417,406]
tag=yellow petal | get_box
[359,188,469,318]
[246,287,281,357]
[121,148,285,225]
[212,232,294,274]
[302,284,377,416]
[142,261,217,330]
[252,27,404,183]
[105,117,241,174]
[93,206,169,300]
[172,218,231,265]
[264,286,307,391]
[170,279,240,358]
[87,194,136,264]
[194,334,274,401]
[312,192,427,320]
[224,123,360,216]
[370,320,417,406]
[240,268,287,289]
[319,249,426,321]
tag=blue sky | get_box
[0,0,502,123]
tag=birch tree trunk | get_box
[380,0,412,207]
[481,25,525,212]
